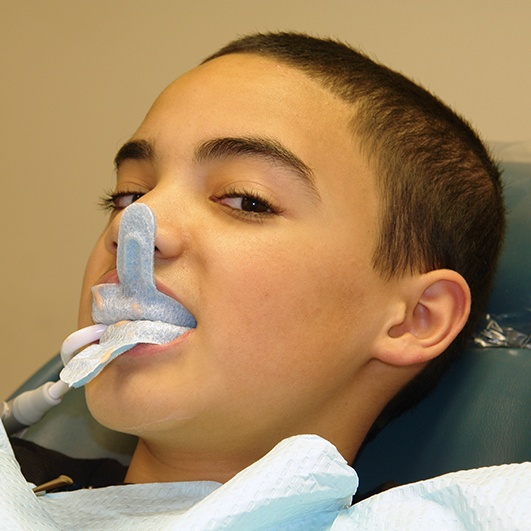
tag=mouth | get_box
[60,317,196,388]
[95,319,194,361]
[60,285,197,388]
[107,322,194,359]
[60,202,197,388]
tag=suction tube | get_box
[1,324,107,435]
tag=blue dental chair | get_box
[7,159,531,498]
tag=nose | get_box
[104,199,185,261]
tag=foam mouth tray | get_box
[60,203,196,387]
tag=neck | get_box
[122,366,397,484]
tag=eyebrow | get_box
[114,139,154,169]
[114,136,320,201]
[194,136,320,200]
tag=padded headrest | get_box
[487,145,531,315]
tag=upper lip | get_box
[98,269,119,285]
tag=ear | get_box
[372,270,471,367]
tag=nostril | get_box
[104,237,119,255]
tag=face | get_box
[82,54,394,459]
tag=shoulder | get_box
[333,462,531,530]
[10,437,127,490]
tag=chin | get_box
[84,372,195,437]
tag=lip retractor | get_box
[60,203,196,387]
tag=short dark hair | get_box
[204,32,505,434]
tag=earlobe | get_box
[374,270,471,367]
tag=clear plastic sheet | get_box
[473,311,531,349]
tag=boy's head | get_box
[79,32,504,478]
[205,32,505,434]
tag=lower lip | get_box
[120,328,194,359]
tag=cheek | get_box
[193,254,377,419]
[77,235,109,326]
[201,239,376,374]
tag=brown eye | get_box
[228,196,272,213]
[212,187,282,221]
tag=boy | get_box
[82,31,503,482]
[4,33,523,529]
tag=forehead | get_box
[134,53,377,217]
[152,53,349,124]
[139,54,354,163]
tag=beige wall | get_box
[1,0,530,399]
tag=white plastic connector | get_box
[2,381,69,435]
[11,381,63,426]
[47,380,70,400]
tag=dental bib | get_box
[60,203,196,388]
[1,423,530,530]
